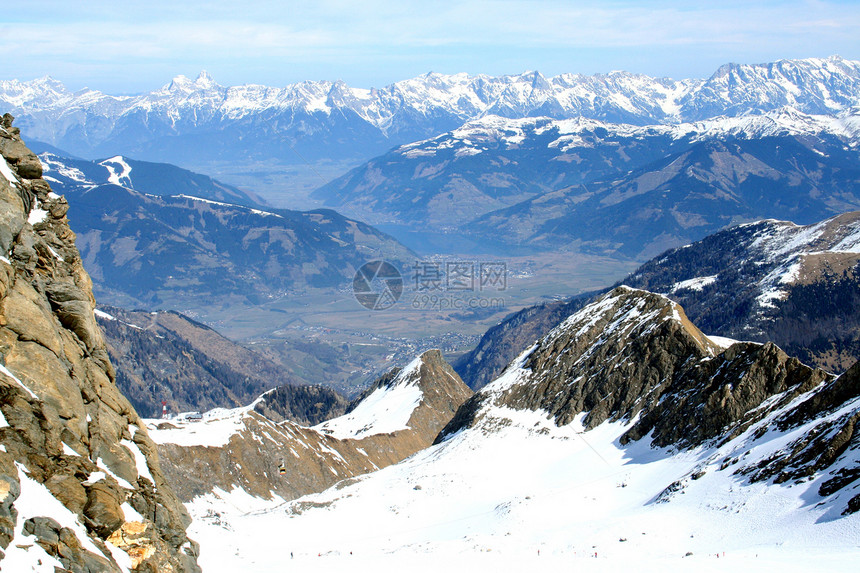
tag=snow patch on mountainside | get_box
[671,275,717,292]
[39,153,91,184]
[0,156,17,183]
[741,214,860,309]
[832,224,860,252]
[3,464,126,573]
[172,194,283,218]
[147,407,256,448]
[315,357,424,439]
[654,213,860,312]
[99,156,133,187]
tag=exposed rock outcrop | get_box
[453,293,595,390]
[441,286,860,512]
[0,114,200,571]
[443,287,832,447]
[152,349,472,503]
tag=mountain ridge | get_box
[39,162,414,309]
[150,349,472,503]
[453,209,860,389]
[5,56,860,169]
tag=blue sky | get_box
[4,0,860,93]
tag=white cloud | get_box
[2,0,859,92]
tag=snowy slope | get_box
[144,350,471,504]
[146,356,429,448]
[38,151,263,206]
[314,356,424,439]
[186,379,860,573]
[183,289,860,572]
[737,213,860,309]
[147,407,257,448]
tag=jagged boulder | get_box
[24,516,116,573]
[0,115,200,571]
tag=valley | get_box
[160,249,636,396]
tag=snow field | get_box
[185,405,860,572]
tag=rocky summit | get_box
[0,115,199,572]
[441,286,860,514]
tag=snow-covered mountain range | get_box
[3,56,860,169]
[315,106,860,233]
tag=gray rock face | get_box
[443,286,860,512]
[0,116,200,571]
[443,287,831,447]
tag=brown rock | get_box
[83,482,125,538]
[16,158,42,180]
[45,474,88,515]
[1,280,65,357]
[45,281,104,352]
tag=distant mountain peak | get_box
[195,70,216,86]
[6,55,860,167]
[164,71,221,94]
[316,349,472,440]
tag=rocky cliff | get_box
[444,287,832,445]
[441,286,860,513]
[151,349,472,503]
[0,114,199,572]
